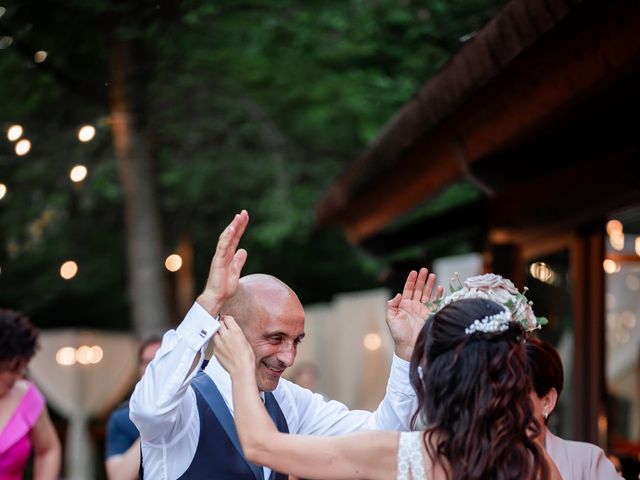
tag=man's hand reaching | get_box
[386,268,444,361]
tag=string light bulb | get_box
[56,347,77,366]
[34,50,47,63]
[77,125,96,142]
[15,139,31,156]
[70,165,88,183]
[7,124,23,141]
[60,261,78,280]
[606,219,623,235]
[165,254,183,272]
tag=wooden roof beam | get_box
[316,0,640,244]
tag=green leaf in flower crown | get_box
[536,316,549,325]
[449,281,463,294]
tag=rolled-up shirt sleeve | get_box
[372,354,416,431]
[281,354,417,436]
[129,302,220,444]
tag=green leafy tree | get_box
[0,0,506,333]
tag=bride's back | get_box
[397,431,562,480]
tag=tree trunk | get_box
[109,36,170,336]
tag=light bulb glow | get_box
[76,345,92,364]
[76,345,103,365]
[609,231,625,251]
[7,124,23,141]
[606,219,623,235]
[165,254,183,272]
[363,333,382,351]
[77,125,96,142]
[529,262,555,284]
[15,139,31,156]
[70,165,88,182]
[620,311,636,328]
[603,259,618,274]
[34,50,47,63]
[0,36,13,49]
[0,183,6,200]
[626,274,640,291]
[60,261,78,280]
[89,345,103,363]
[56,347,77,366]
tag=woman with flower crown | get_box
[440,273,622,479]
[213,293,562,480]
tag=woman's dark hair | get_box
[0,309,39,369]
[409,298,550,480]
[525,336,564,398]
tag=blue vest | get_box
[140,371,289,479]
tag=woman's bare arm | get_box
[30,407,61,480]
[213,316,398,480]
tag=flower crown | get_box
[434,273,548,333]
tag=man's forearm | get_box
[106,439,141,480]
[129,303,219,442]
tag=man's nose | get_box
[278,343,296,367]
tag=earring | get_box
[543,412,548,420]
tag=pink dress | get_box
[0,382,45,480]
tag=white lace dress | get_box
[396,431,427,480]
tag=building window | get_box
[605,208,640,476]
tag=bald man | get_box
[130,211,437,480]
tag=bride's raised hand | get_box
[213,315,255,378]
[386,268,444,360]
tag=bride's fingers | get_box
[422,273,436,301]
[412,268,428,301]
[401,270,418,299]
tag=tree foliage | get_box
[0,0,506,331]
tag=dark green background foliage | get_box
[0,0,505,330]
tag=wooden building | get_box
[317,0,640,472]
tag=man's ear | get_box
[543,387,558,417]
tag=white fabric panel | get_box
[29,330,138,480]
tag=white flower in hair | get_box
[435,273,548,332]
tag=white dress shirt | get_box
[130,302,418,480]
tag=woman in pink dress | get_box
[0,309,60,480]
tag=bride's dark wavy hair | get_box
[409,298,550,480]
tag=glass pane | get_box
[525,250,575,440]
[605,208,640,477]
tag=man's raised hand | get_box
[386,267,444,361]
[197,210,249,315]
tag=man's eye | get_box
[269,336,282,343]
